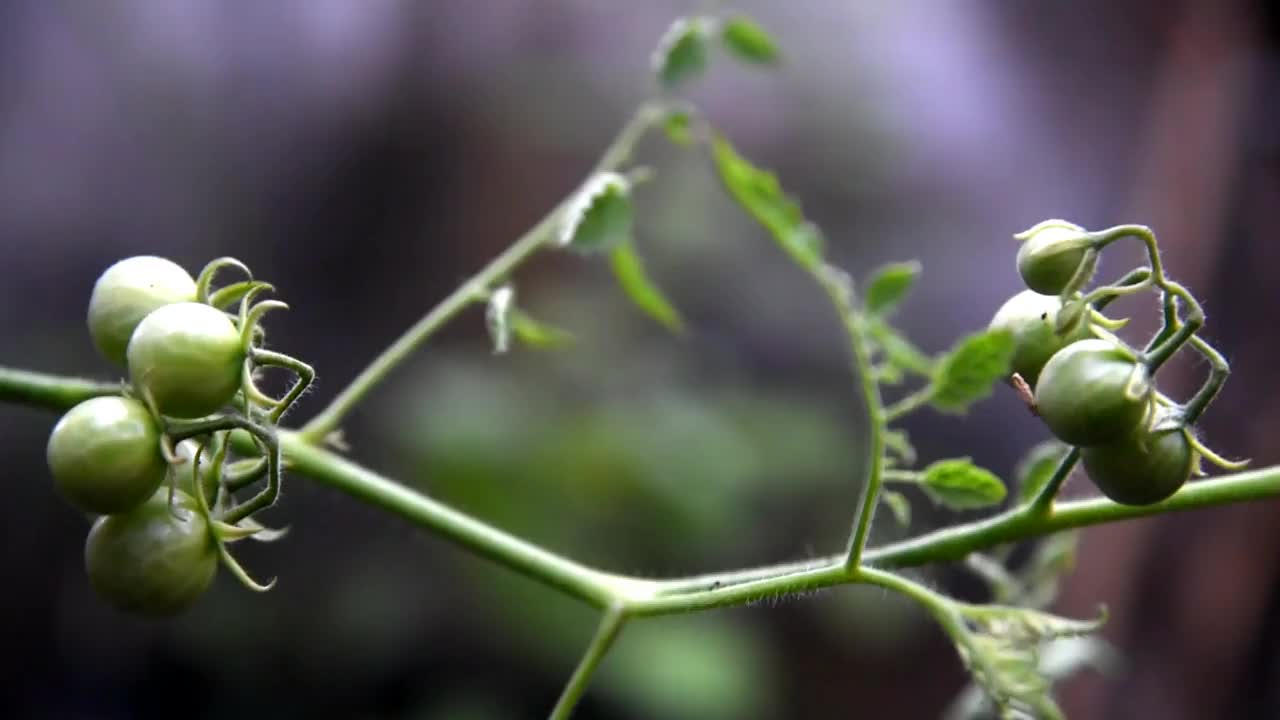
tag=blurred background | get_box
[2,1,1278,718]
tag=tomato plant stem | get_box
[548,605,628,720]
[297,103,668,445]
[7,364,1280,617]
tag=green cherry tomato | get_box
[88,256,198,365]
[1016,224,1091,295]
[84,489,218,616]
[1082,423,1193,506]
[988,290,1093,388]
[1035,338,1152,447]
[127,302,245,418]
[46,396,168,515]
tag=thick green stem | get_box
[277,431,656,607]
[7,364,1280,616]
[0,367,119,408]
[548,605,628,720]
[1027,447,1080,516]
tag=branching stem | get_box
[298,102,669,444]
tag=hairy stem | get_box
[7,365,1280,617]
[806,270,888,571]
[549,605,628,720]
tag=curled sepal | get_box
[241,358,277,409]
[211,517,290,544]
[216,540,277,592]
[1053,299,1088,336]
[240,299,288,349]
[208,281,260,311]
[249,348,315,424]
[238,516,290,543]
[1013,219,1084,242]
[558,172,633,254]
[486,285,515,355]
[196,257,254,305]
[1088,309,1129,331]
[211,520,265,542]
[1187,434,1251,473]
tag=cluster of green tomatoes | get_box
[990,220,1241,506]
[46,256,311,616]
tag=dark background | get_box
[2,1,1278,718]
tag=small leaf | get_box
[652,17,709,89]
[883,429,917,465]
[920,458,1006,510]
[663,111,694,147]
[881,490,911,527]
[720,15,780,64]
[868,320,934,376]
[610,241,686,333]
[929,329,1015,413]
[559,172,634,253]
[1016,440,1069,503]
[865,261,922,316]
[510,310,575,349]
[485,285,515,355]
[710,134,823,270]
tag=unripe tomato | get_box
[127,302,244,418]
[1082,424,1193,505]
[46,396,167,515]
[1034,338,1151,447]
[1016,224,1091,295]
[84,489,218,616]
[988,290,1092,388]
[88,256,197,365]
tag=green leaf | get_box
[710,134,823,270]
[929,329,1015,413]
[868,320,934,376]
[881,490,911,527]
[559,172,633,253]
[719,15,780,64]
[1016,440,1069,503]
[920,458,1006,510]
[865,261,921,316]
[948,605,1107,720]
[883,428,917,466]
[510,310,575,350]
[610,241,686,334]
[653,18,709,89]
[663,111,694,147]
[484,286,515,355]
